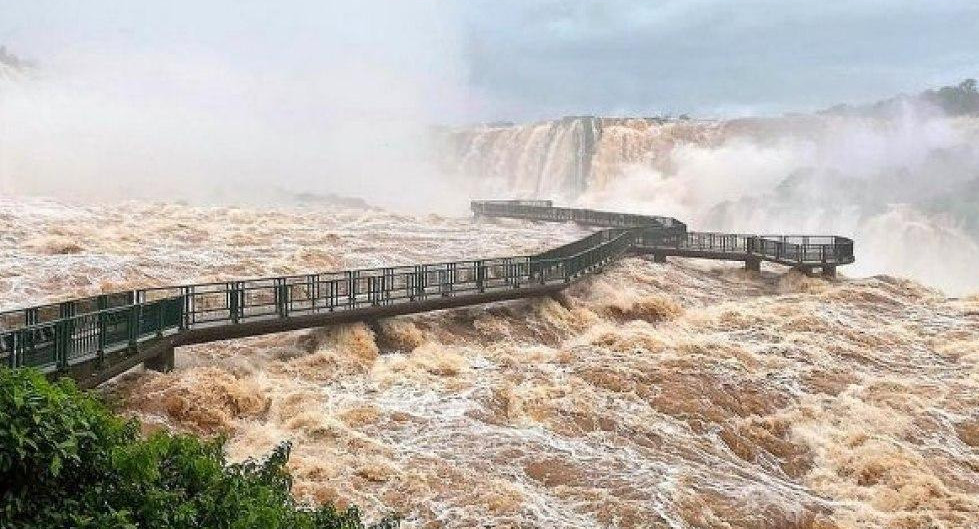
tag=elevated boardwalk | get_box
[1,200,854,388]
[473,200,854,273]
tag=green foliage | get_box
[822,77,979,118]
[0,368,399,529]
[922,78,979,116]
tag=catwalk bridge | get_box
[1,200,854,388]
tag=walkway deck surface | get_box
[1,200,854,387]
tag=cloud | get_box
[460,0,979,120]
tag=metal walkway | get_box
[0,200,853,388]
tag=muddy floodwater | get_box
[2,196,978,528]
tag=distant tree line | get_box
[921,78,979,115]
[821,78,979,117]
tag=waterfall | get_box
[437,116,719,200]
[437,116,603,200]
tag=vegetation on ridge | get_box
[822,78,979,117]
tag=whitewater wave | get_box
[3,196,974,528]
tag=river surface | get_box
[2,196,977,528]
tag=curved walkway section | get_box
[1,200,854,388]
[473,200,855,272]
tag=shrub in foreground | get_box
[0,368,398,529]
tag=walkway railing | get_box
[1,200,853,384]
[472,200,855,266]
[755,235,854,265]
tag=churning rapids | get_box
[2,196,978,529]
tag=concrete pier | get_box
[745,257,761,272]
[143,345,174,373]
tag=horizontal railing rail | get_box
[0,291,134,333]
[0,256,549,331]
[2,297,183,372]
[1,200,854,383]
[471,200,686,230]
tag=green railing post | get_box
[7,331,17,368]
[437,268,447,297]
[178,289,189,330]
[229,282,241,323]
[366,276,376,306]
[407,267,416,301]
[414,266,425,300]
[15,329,26,368]
[96,295,107,366]
[309,274,318,311]
[383,268,393,305]
[128,305,138,354]
[475,260,485,292]
[346,271,356,309]
[275,278,288,318]
[55,320,68,372]
[444,264,455,296]
[156,300,164,336]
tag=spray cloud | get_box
[0,1,469,210]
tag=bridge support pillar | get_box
[653,252,667,263]
[144,345,175,373]
[745,257,761,273]
[821,265,837,278]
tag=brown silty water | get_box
[2,196,978,528]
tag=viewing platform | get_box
[0,200,854,388]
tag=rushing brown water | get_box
[2,196,978,528]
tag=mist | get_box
[2,2,978,293]
[0,1,468,210]
[577,105,979,295]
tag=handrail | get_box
[0,255,543,330]
[1,201,854,381]
[470,200,854,266]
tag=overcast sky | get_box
[2,0,978,122]
[464,0,979,119]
